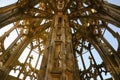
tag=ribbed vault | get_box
[0,0,120,80]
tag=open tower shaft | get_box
[0,0,120,80]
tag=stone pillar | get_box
[43,12,80,80]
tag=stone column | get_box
[43,12,80,80]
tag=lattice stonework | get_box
[0,0,120,80]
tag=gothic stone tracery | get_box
[0,0,120,80]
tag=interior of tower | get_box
[0,0,120,80]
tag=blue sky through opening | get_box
[0,0,120,79]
